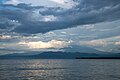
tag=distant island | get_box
[75,57,120,59]
[0,51,120,59]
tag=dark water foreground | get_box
[0,59,120,80]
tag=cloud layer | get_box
[1,0,120,54]
[18,40,69,49]
[0,0,120,34]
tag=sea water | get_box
[0,59,120,80]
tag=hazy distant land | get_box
[0,51,120,59]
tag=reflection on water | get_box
[0,59,120,80]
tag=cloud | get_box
[1,0,120,54]
[50,0,68,5]
[115,41,120,45]
[0,35,11,39]
[49,0,78,9]
[3,0,20,6]
[80,40,107,47]
[0,0,120,34]
[3,0,75,8]
[41,15,57,22]
[18,40,69,49]
[78,35,120,52]
[79,40,109,52]
[0,17,21,33]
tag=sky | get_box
[0,0,120,54]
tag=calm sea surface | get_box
[0,59,120,80]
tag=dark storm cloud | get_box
[0,0,120,34]
[1,3,44,10]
